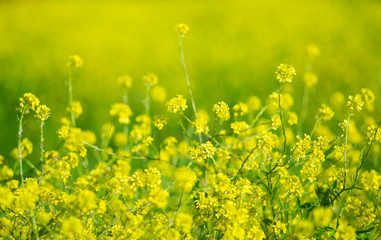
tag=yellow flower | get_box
[287,112,298,125]
[246,96,262,111]
[303,72,318,88]
[0,186,13,209]
[173,167,197,192]
[149,188,169,208]
[233,102,248,117]
[175,213,193,233]
[67,101,83,119]
[61,217,83,239]
[117,74,132,88]
[151,85,167,102]
[193,118,209,135]
[213,101,230,121]
[36,211,51,226]
[166,95,188,113]
[153,115,167,130]
[109,103,133,124]
[11,138,33,159]
[311,207,333,226]
[307,44,320,58]
[231,121,249,135]
[360,169,381,191]
[101,122,115,139]
[292,219,314,238]
[267,92,294,113]
[347,94,364,112]
[281,93,294,110]
[81,130,96,144]
[71,189,98,213]
[330,91,345,108]
[247,225,266,239]
[361,88,375,111]
[273,221,287,235]
[209,173,230,193]
[67,54,83,68]
[143,73,158,86]
[0,165,13,181]
[143,136,153,146]
[271,114,282,130]
[16,179,40,210]
[280,175,303,198]
[335,220,356,240]
[318,104,334,121]
[276,64,296,83]
[176,23,189,36]
[35,104,51,121]
[144,167,162,189]
[197,109,210,121]
[19,93,40,113]
[188,141,216,165]
[256,132,278,153]
[113,132,127,147]
[366,124,381,144]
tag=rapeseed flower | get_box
[276,64,296,83]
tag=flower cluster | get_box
[166,94,188,113]
[1,40,380,240]
[275,63,296,83]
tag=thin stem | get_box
[39,121,45,183]
[82,141,173,164]
[378,71,381,116]
[333,190,352,236]
[233,146,258,182]
[352,121,381,185]
[343,114,351,188]
[250,106,267,128]
[67,68,76,127]
[277,87,287,155]
[123,89,130,151]
[178,35,197,120]
[178,35,203,143]
[144,85,150,115]
[18,107,26,185]
[31,210,40,240]
[310,117,321,136]
[176,190,184,211]
[123,88,128,105]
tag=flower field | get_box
[0,1,381,239]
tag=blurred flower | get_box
[176,23,189,36]
[67,55,83,68]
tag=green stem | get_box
[333,190,352,236]
[310,117,321,137]
[343,114,351,188]
[18,107,26,185]
[178,35,197,119]
[176,190,184,211]
[233,146,258,182]
[178,34,202,143]
[378,71,381,116]
[67,68,76,127]
[277,87,287,154]
[31,210,40,240]
[123,89,130,151]
[144,85,150,115]
[39,121,45,182]
[250,106,267,128]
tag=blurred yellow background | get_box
[0,0,380,160]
